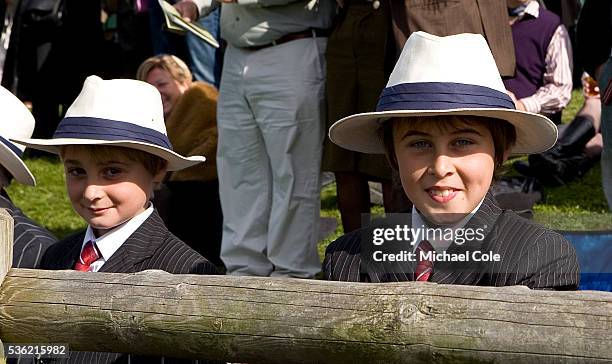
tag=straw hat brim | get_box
[11,138,205,171]
[0,143,35,186]
[329,107,558,155]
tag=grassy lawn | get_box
[6,89,611,258]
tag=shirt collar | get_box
[509,1,540,19]
[411,197,485,252]
[524,0,540,18]
[82,204,154,261]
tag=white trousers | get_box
[217,38,327,277]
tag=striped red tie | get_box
[74,241,100,271]
[414,240,434,281]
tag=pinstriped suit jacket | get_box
[0,193,57,269]
[324,194,580,289]
[38,210,218,364]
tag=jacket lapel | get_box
[432,193,502,285]
[57,232,86,270]
[98,211,166,273]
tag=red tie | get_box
[415,240,434,281]
[74,241,100,271]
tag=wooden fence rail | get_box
[1,212,611,363]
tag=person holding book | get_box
[172,0,336,278]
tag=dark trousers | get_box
[155,180,224,268]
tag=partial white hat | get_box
[0,86,36,186]
[12,75,205,171]
[329,31,558,155]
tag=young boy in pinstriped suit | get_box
[324,32,580,288]
[12,76,218,363]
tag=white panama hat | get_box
[12,75,205,171]
[329,31,558,155]
[0,86,36,186]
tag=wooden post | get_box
[0,209,13,364]
[1,269,611,363]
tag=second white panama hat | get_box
[329,31,558,155]
[0,86,36,186]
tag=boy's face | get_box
[393,117,497,224]
[62,147,165,237]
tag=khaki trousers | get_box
[217,38,327,278]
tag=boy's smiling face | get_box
[393,116,497,224]
[61,146,166,237]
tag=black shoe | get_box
[492,176,544,218]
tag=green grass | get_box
[5,89,611,251]
[6,156,85,238]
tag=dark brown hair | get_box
[59,145,168,176]
[380,115,517,176]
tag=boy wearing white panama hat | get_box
[12,75,218,361]
[324,32,579,289]
[0,86,57,269]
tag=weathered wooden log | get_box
[0,269,610,363]
[0,209,12,364]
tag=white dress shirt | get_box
[78,204,154,272]
[411,198,485,253]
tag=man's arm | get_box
[518,25,573,115]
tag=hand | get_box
[581,73,601,99]
[173,0,199,22]
[505,90,526,111]
[506,89,518,103]
[336,0,344,7]
[506,89,519,105]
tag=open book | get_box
[158,0,220,48]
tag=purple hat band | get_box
[376,82,515,113]
[53,117,173,150]
[0,135,24,157]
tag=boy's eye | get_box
[453,138,475,147]
[409,140,432,150]
[103,167,123,178]
[66,167,85,177]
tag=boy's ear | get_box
[153,162,168,183]
[501,149,511,164]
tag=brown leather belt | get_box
[247,28,329,51]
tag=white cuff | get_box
[189,0,214,14]
[519,96,541,114]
